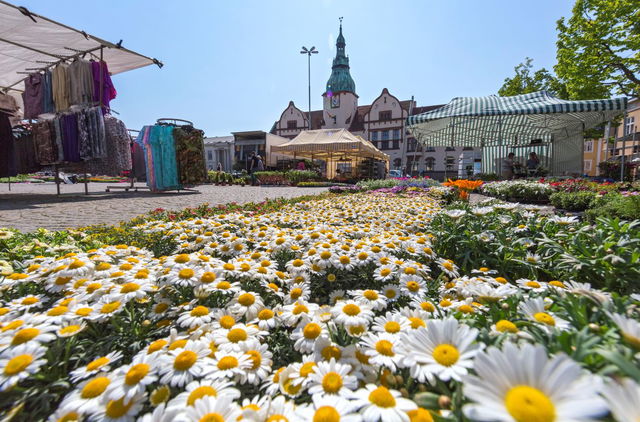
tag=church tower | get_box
[322,18,358,129]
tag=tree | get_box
[555,0,640,99]
[498,58,568,98]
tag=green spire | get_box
[326,18,356,96]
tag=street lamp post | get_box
[300,46,318,130]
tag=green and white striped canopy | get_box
[407,91,627,147]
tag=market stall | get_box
[270,128,389,179]
[406,91,627,176]
[0,0,162,194]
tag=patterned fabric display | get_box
[173,127,207,185]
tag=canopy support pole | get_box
[620,110,628,182]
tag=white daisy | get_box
[352,384,417,422]
[463,342,608,421]
[181,395,241,422]
[0,343,47,391]
[601,377,640,422]
[158,341,212,387]
[398,317,479,383]
[307,358,357,399]
[518,297,571,331]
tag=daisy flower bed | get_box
[1,188,639,421]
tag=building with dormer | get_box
[271,21,479,179]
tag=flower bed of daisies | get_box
[1,189,640,421]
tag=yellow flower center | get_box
[238,293,255,306]
[479,267,489,272]
[47,306,68,316]
[217,356,238,370]
[442,261,453,271]
[342,304,361,316]
[55,411,80,422]
[68,260,85,270]
[525,281,541,288]
[120,282,140,293]
[406,281,420,292]
[368,386,396,408]
[190,306,209,317]
[549,280,565,288]
[223,263,235,271]
[321,345,342,361]
[105,398,134,418]
[258,309,274,320]
[187,386,218,406]
[201,272,217,284]
[55,276,72,286]
[100,301,121,314]
[293,303,309,315]
[75,307,93,316]
[320,251,332,259]
[86,356,110,371]
[267,415,289,422]
[198,413,224,422]
[169,339,188,350]
[375,339,395,356]
[504,385,556,422]
[216,281,231,290]
[421,302,436,312]
[300,362,316,377]
[11,328,39,345]
[95,262,111,271]
[313,406,341,422]
[321,372,343,393]
[227,328,248,343]
[495,277,507,284]
[458,304,474,314]
[407,408,434,422]
[4,354,33,375]
[303,323,322,339]
[432,344,460,367]
[175,254,190,263]
[534,312,555,326]
[339,256,350,264]
[246,350,262,370]
[363,290,379,300]
[174,350,198,370]
[81,376,111,398]
[380,268,392,277]
[147,339,168,354]
[125,363,150,385]
[384,321,401,333]
[219,315,236,329]
[179,268,195,279]
[60,325,81,335]
[349,325,366,335]
[496,320,519,333]
[21,297,39,305]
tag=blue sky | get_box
[19,0,574,136]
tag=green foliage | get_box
[498,57,568,98]
[481,180,554,203]
[356,177,440,190]
[473,173,502,181]
[254,171,289,185]
[586,194,640,222]
[549,191,598,211]
[284,170,320,185]
[555,0,640,99]
[598,160,637,181]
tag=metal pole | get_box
[619,112,628,181]
[307,52,311,130]
[54,164,60,195]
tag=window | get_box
[425,146,436,152]
[379,111,392,121]
[393,129,400,140]
[425,157,435,171]
[624,116,635,135]
[393,158,402,169]
[287,120,297,129]
[445,156,455,170]
[407,138,418,152]
[445,146,456,151]
[584,160,592,171]
[392,140,400,150]
[371,131,378,141]
[381,131,389,141]
[585,140,593,153]
[207,150,213,161]
[463,146,474,151]
[381,140,389,150]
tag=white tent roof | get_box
[0,0,161,94]
[271,128,389,161]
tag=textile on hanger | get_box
[52,63,70,111]
[68,59,94,106]
[173,127,207,185]
[0,111,17,177]
[92,61,117,111]
[22,72,44,119]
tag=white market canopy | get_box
[271,128,389,162]
[406,91,627,147]
[0,0,162,94]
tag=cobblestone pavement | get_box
[0,182,328,232]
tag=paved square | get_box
[0,183,328,232]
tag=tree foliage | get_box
[555,0,640,99]
[498,57,568,98]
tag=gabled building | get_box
[271,21,479,179]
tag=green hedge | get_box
[586,194,640,222]
[549,191,598,212]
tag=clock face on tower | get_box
[331,95,340,108]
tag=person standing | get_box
[526,152,540,176]
[501,152,515,179]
